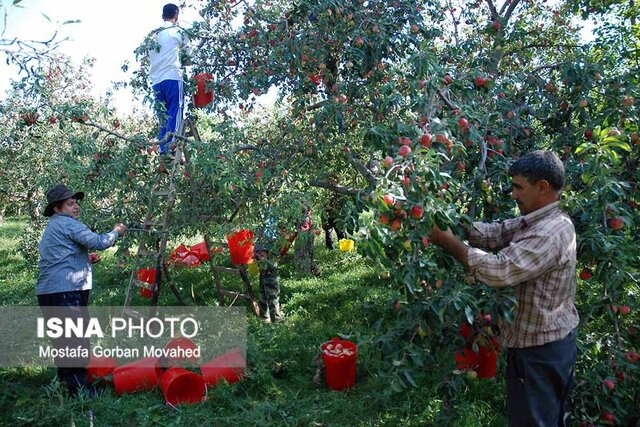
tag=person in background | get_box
[148,3,192,159]
[428,150,579,426]
[254,215,284,322]
[37,183,126,396]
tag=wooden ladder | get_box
[202,235,260,317]
[122,117,260,318]
[122,120,192,318]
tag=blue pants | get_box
[506,330,577,427]
[152,79,184,154]
[37,290,91,395]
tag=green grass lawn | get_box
[0,218,506,427]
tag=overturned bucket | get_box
[200,347,246,386]
[112,357,162,394]
[320,339,358,390]
[160,367,207,406]
[163,337,200,368]
[87,356,117,385]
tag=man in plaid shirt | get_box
[429,150,579,426]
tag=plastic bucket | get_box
[226,230,254,265]
[339,239,355,252]
[87,356,117,385]
[476,346,498,379]
[112,357,162,394]
[163,337,199,368]
[190,241,211,262]
[200,347,246,386]
[193,73,214,108]
[320,339,358,390]
[455,322,499,379]
[160,367,207,406]
[137,268,156,284]
[139,284,153,299]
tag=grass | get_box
[0,218,506,427]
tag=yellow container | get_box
[247,261,260,276]
[339,239,355,252]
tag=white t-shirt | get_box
[149,21,190,85]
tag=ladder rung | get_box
[123,307,144,319]
[219,289,251,300]
[152,191,171,197]
[143,221,163,227]
[136,280,155,289]
[137,250,160,257]
[212,266,241,275]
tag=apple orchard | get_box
[1,0,638,424]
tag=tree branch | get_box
[484,0,499,21]
[309,179,360,196]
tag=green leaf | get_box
[465,305,475,324]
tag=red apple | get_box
[390,219,402,232]
[608,217,624,230]
[622,96,634,107]
[113,119,121,128]
[383,156,394,167]
[48,117,57,124]
[619,305,630,315]
[456,161,466,172]
[398,136,412,145]
[579,270,592,280]
[379,214,390,225]
[398,145,412,157]
[584,129,593,139]
[474,76,489,87]
[443,74,453,85]
[382,194,395,205]
[600,412,615,425]
[421,133,432,147]
[624,351,638,363]
[602,378,615,391]
[410,205,424,219]
[578,99,588,108]
[630,132,639,144]
[355,36,364,47]
[457,117,469,129]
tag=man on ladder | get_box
[148,3,192,169]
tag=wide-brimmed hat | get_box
[43,184,84,217]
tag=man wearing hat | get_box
[36,183,126,396]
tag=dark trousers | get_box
[321,216,345,249]
[37,290,91,395]
[506,330,577,427]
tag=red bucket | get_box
[320,339,358,390]
[455,322,499,379]
[164,337,199,367]
[226,230,254,265]
[137,268,156,284]
[200,347,246,386]
[193,73,214,108]
[160,367,207,406]
[190,241,211,262]
[87,356,117,385]
[112,357,162,394]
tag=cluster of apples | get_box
[377,193,424,232]
[322,343,354,358]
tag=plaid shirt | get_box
[467,201,579,348]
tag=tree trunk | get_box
[294,231,319,276]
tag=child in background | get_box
[255,243,283,323]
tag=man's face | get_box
[511,175,540,215]
[54,198,80,219]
